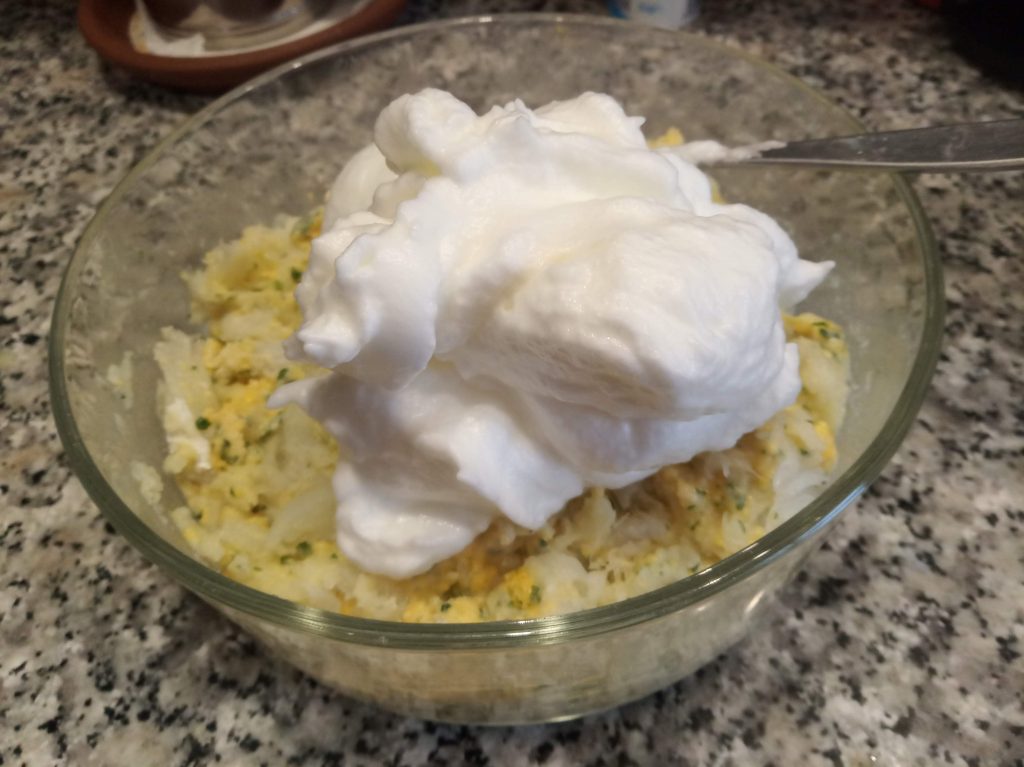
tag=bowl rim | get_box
[50,12,944,651]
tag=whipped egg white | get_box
[270,89,833,578]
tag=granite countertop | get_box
[2,1,1022,764]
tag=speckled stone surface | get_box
[2,0,1023,765]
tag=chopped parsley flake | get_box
[727,482,747,511]
[814,321,840,340]
[293,214,317,240]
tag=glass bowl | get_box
[50,14,943,724]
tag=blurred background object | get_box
[918,0,1024,87]
[78,0,405,90]
[135,0,353,54]
[607,0,699,29]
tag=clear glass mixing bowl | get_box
[50,14,943,724]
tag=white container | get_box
[608,0,700,29]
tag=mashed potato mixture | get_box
[155,208,849,623]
